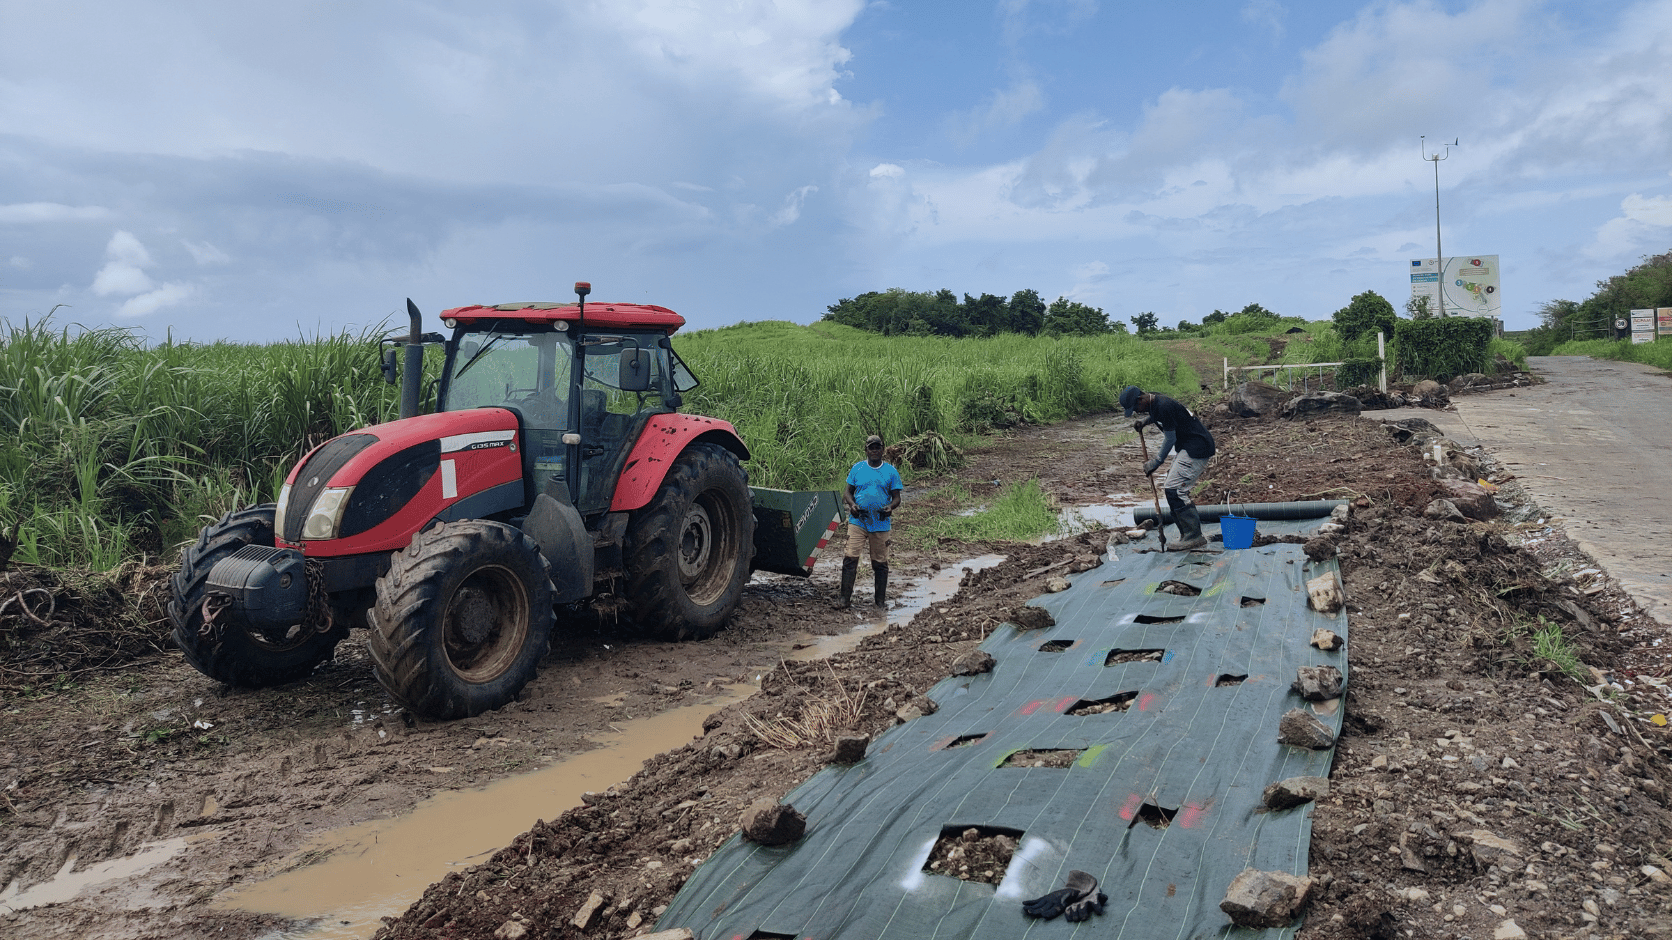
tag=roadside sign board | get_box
[1660,307,1672,337]
[1631,308,1656,343]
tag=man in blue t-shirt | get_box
[837,434,903,609]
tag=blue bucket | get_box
[1220,514,1256,550]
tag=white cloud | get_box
[1622,193,1672,225]
[117,282,195,318]
[946,79,1046,147]
[770,186,819,227]
[869,163,905,179]
[183,239,230,264]
[1241,0,1286,41]
[91,231,155,296]
[0,202,111,223]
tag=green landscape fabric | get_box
[660,527,1345,939]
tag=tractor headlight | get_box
[300,486,354,540]
[274,483,293,535]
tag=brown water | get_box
[217,693,748,938]
[217,555,1012,938]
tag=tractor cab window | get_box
[573,332,674,513]
[443,327,573,432]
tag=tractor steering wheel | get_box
[504,392,564,429]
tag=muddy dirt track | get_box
[4,379,1672,940]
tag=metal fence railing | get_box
[1223,332,1387,392]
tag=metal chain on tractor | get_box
[304,557,335,635]
[199,593,232,637]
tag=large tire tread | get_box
[367,520,555,720]
[623,443,754,641]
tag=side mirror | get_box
[381,348,398,385]
[620,349,652,392]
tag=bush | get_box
[1394,317,1493,381]
[1332,291,1398,343]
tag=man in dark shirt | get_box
[1120,385,1216,551]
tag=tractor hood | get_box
[277,409,524,555]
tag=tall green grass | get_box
[678,322,1184,492]
[1548,337,1672,370]
[1,316,1188,571]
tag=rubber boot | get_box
[1168,498,1209,552]
[873,562,889,607]
[834,557,858,609]
[1162,488,1186,547]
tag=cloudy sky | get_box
[3,0,1670,341]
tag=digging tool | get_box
[1137,425,1167,551]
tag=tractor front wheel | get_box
[168,504,342,687]
[624,442,754,641]
[368,520,555,719]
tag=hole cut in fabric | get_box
[932,732,990,751]
[1240,595,1267,607]
[1068,691,1138,716]
[922,825,1023,885]
[1130,802,1179,830]
[1134,614,1185,624]
[1215,674,1248,687]
[1001,748,1083,769]
[1105,648,1165,666]
[1038,639,1077,652]
[1157,580,1201,596]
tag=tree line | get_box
[1521,250,1672,354]
[822,288,1124,337]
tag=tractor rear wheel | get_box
[368,520,555,719]
[624,442,754,641]
[168,504,342,687]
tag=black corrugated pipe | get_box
[1135,499,1348,525]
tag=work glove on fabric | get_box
[1065,890,1108,922]
[1023,870,1101,920]
[1021,887,1079,920]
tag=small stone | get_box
[1044,577,1071,593]
[626,912,643,929]
[493,921,526,940]
[637,930,696,940]
[1278,709,1336,749]
[1011,606,1055,631]
[1310,629,1342,650]
[949,650,996,676]
[1370,755,1388,770]
[1493,919,1527,940]
[831,735,870,764]
[1220,869,1315,928]
[1263,776,1330,810]
[573,891,609,930]
[1642,864,1672,885]
[1291,665,1344,701]
[1582,899,1600,916]
[740,799,807,846]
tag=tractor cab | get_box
[434,301,700,516]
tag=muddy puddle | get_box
[219,693,750,938]
[212,552,1015,937]
[0,835,200,916]
[786,553,1008,661]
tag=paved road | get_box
[1412,355,1672,625]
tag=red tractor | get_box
[168,284,838,719]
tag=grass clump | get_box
[922,479,1058,544]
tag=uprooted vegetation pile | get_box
[0,563,173,690]
[376,411,1672,940]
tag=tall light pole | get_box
[1421,136,1451,318]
